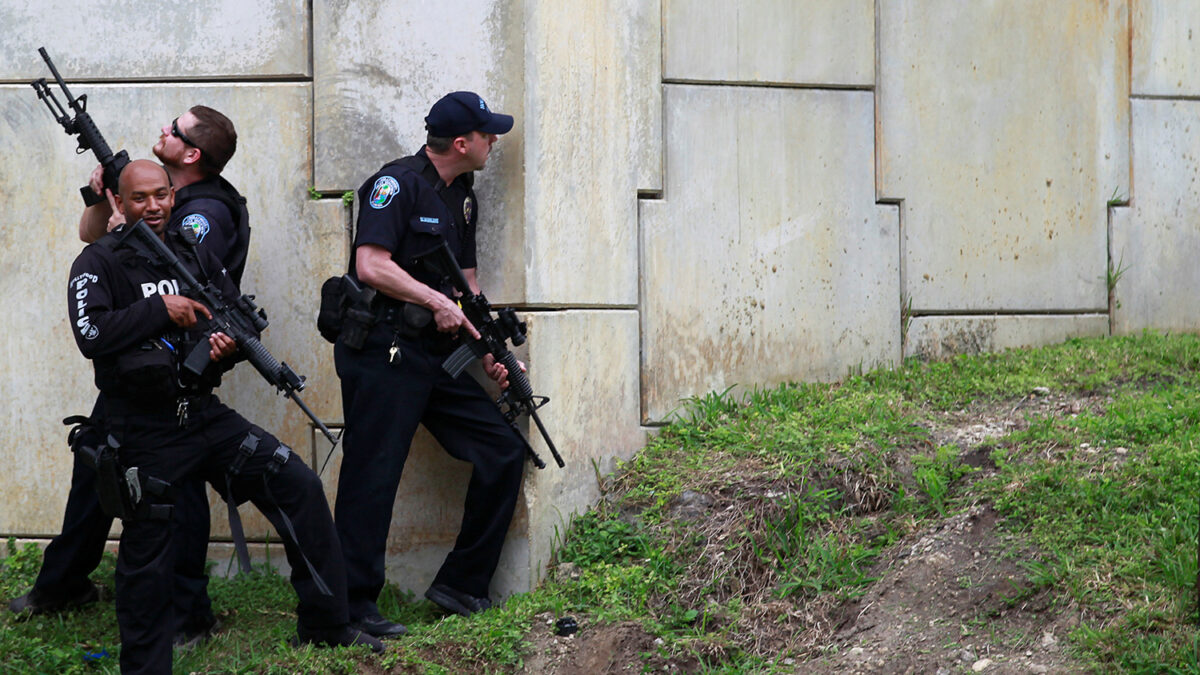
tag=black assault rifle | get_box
[31,47,129,206]
[412,241,564,469]
[121,219,339,447]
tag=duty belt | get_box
[105,392,216,427]
[375,301,434,339]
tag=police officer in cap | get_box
[67,159,381,673]
[11,107,248,648]
[333,91,525,637]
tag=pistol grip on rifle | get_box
[80,185,104,206]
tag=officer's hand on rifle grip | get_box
[208,332,236,361]
[431,294,480,340]
[88,164,105,197]
[162,295,212,328]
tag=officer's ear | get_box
[181,147,202,168]
[451,134,470,156]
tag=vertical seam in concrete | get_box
[874,0,882,202]
[897,201,908,353]
[873,0,907,354]
[307,0,316,192]
[636,0,669,428]
[1108,1,1134,336]
[1106,187,1114,335]
[637,196,648,426]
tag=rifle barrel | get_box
[38,47,78,105]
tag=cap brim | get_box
[478,113,514,135]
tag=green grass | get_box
[3,332,1199,672]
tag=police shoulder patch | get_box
[370,176,401,210]
[463,195,473,224]
[182,213,211,242]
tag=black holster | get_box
[318,274,377,349]
[64,415,173,521]
[341,305,376,349]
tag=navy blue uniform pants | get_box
[31,397,213,634]
[108,395,348,675]
[334,327,525,619]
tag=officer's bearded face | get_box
[153,112,200,169]
[117,161,175,235]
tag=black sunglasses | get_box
[171,118,202,152]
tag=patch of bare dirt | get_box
[807,504,1083,674]
[520,617,697,674]
[517,390,1109,674]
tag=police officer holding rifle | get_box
[331,92,528,633]
[68,159,381,673]
[17,49,249,649]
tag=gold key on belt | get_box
[388,337,400,365]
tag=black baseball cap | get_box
[424,91,514,137]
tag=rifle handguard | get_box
[499,351,533,400]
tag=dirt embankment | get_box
[518,393,1103,674]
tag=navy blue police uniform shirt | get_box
[172,190,237,270]
[351,147,478,294]
[68,225,238,394]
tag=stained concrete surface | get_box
[1111,100,1200,335]
[639,84,898,423]
[879,0,1128,312]
[905,315,1111,362]
[663,0,875,86]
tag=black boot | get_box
[425,583,492,616]
[8,582,99,619]
[292,624,385,654]
[354,612,408,638]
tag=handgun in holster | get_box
[339,275,377,350]
[64,416,173,521]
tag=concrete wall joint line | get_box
[912,310,1110,318]
[1131,94,1200,102]
[661,78,873,91]
[504,305,638,312]
[2,76,316,86]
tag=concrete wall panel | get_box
[1112,100,1200,334]
[0,82,327,536]
[879,0,1129,311]
[640,85,899,423]
[905,315,1110,361]
[663,0,874,86]
[517,310,644,589]
[1,1,309,79]
[313,0,527,303]
[523,0,660,305]
[1132,0,1200,96]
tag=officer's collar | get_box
[415,147,474,189]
